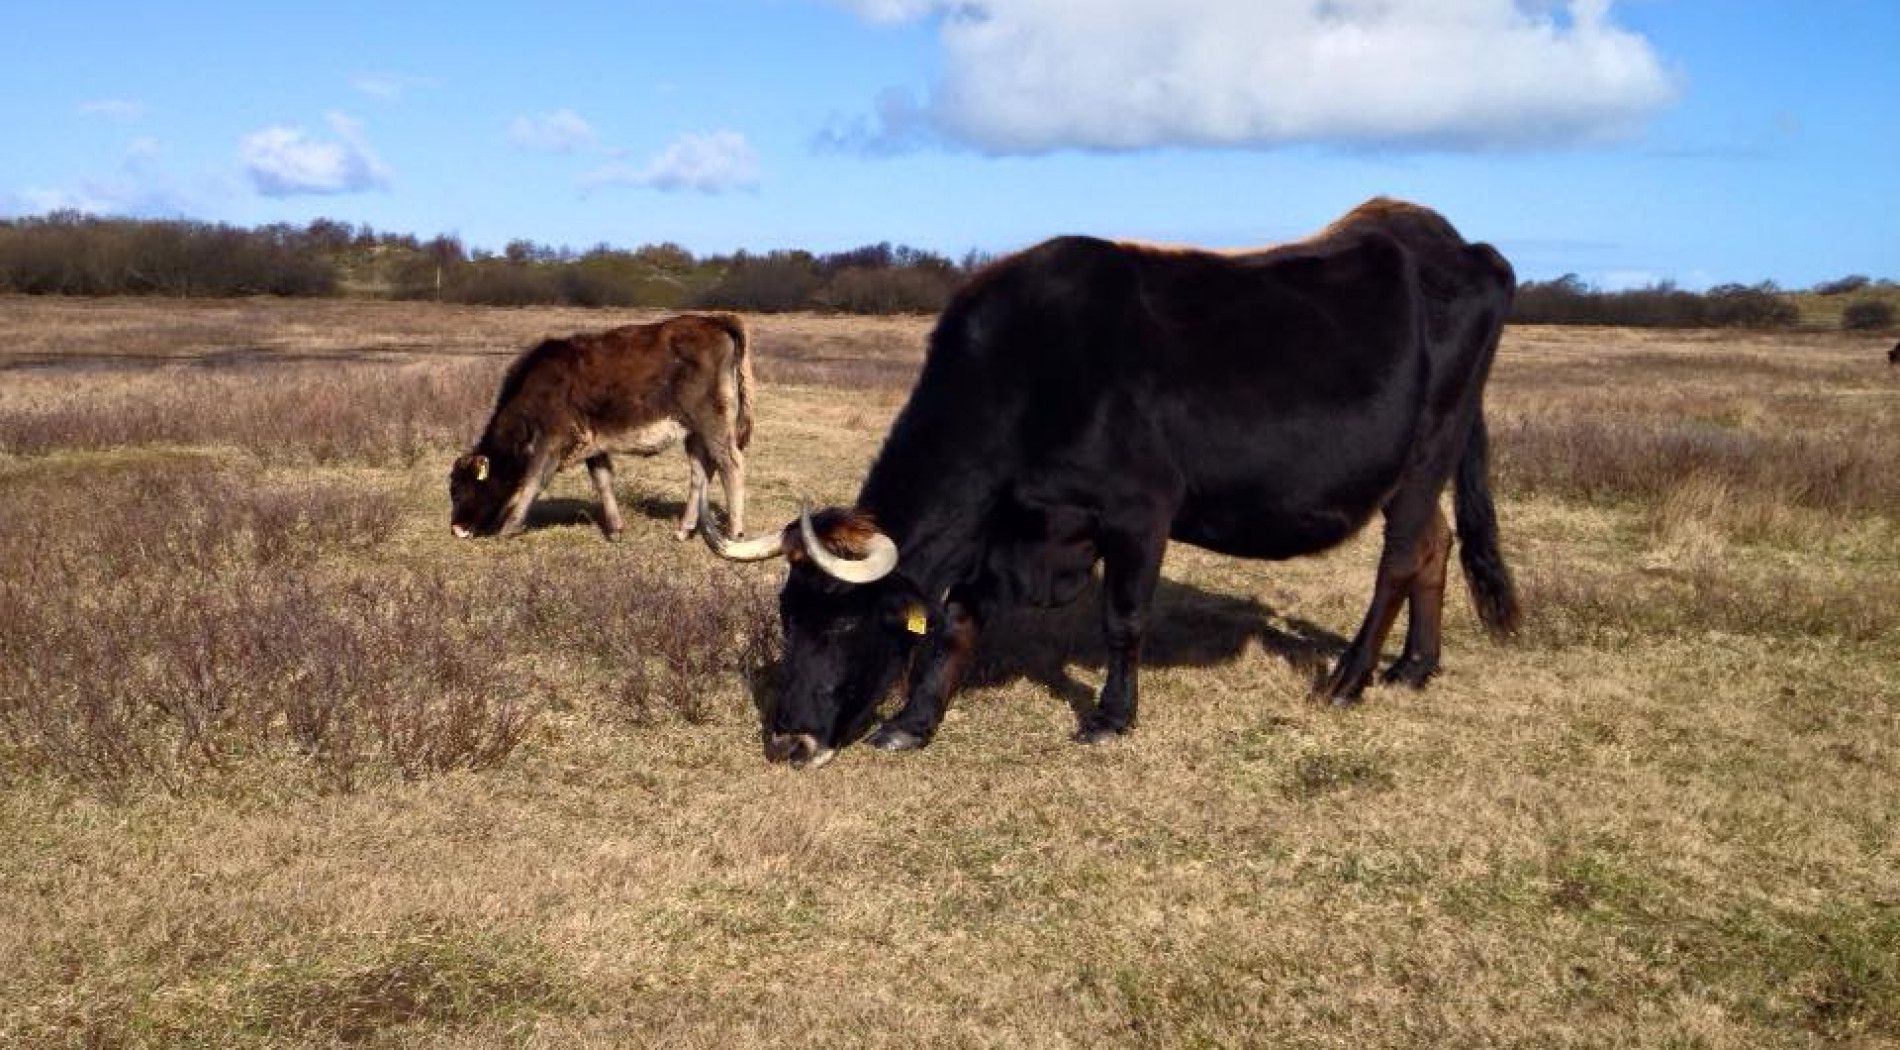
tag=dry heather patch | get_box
[0,307,1896,1048]
[0,456,776,795]
[0,358,499,464]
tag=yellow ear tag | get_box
[904,604,928,635]
[474,460,489,481]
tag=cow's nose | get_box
[765,733,815,765]
[451,524,473,539]
[766,733,835,769]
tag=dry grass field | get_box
[1,295,1896,1049]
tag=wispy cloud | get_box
[582,131,760,194]
[123,136,163,167]
[826,0,1676,154]
[352,72,437,100]
[239,112,390,197]
[0,132,197,218]
[78,98,146,121]
[508,109,599,153]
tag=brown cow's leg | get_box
[493,447,559,538]
[1325,490,1444,704]
[868,583,987,751]
[585,453,625,540]
[1382,508,1451,688]
[674,436,712,540]
[707,440,747,539]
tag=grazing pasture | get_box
[1,296,1896,1048]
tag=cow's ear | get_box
[877,589,929,636]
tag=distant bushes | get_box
[0,212,336,297]
[1841,299,1895,331]
[6,212,1896,329]
[0,213,971,314]
[1512,274,1800,329]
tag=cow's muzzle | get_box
[451,524,474,539]
[765,733,835,770]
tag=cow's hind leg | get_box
[585,453,625,540]
[674,436,713,540]
[1381,507,1451,688]
[1324,485,1446,705]
[1077,511,1169,744]
[705,437,747,539]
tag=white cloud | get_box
[827,0,1675,153]
[353,72,437,99]
[239,112,390,197]
[5,177,188,218]
[78,98,146,121]
[509,109,599,152]
[582,131,760,194]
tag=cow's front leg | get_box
[868,584,985,752]
[1077,514,1167,744]
[585,453,625,540]
[493,447,559,538]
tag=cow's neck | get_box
[856,461,995,602]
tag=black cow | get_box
[1888,340,1899,366]
[706,198,1521,769]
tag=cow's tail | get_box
[708,312,754,450]
[1454,411,1520,637]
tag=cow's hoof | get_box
[1380,657,1436,689]
[867,724,929,752]
[672,526,694,541]
[1073,714,1131,745]
[603,527,625,543]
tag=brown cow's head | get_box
[702,496,916,769]
[448,450,519,538]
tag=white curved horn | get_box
[699,488,786,562]
[799,506,899,584]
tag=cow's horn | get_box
[699,489,785,561]
[799,506,898,584]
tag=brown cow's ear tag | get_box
[904,604,928,635]
[473,457,489,482]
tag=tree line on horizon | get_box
[0,212,1893,331]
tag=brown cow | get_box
[449,313,753,541]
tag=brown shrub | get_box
[1517,555,1900,647]
[0,463,536,792]
[1493,415,1899,516]
[0,358,499,465]
[0,458,782,794]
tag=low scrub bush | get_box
[0,359,496,465]
[1493,414,1898,516]
[0,465,534,792]
[1841,299,1895,331]
[0,460,780,795]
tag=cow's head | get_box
[448,450,519,538]
[702,494,917,769]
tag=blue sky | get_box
[2,1,1894,289]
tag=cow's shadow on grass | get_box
[522,497,609,533]
[742,573,1349,743]
[521,493,689,536]
[965,575,1347,719]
